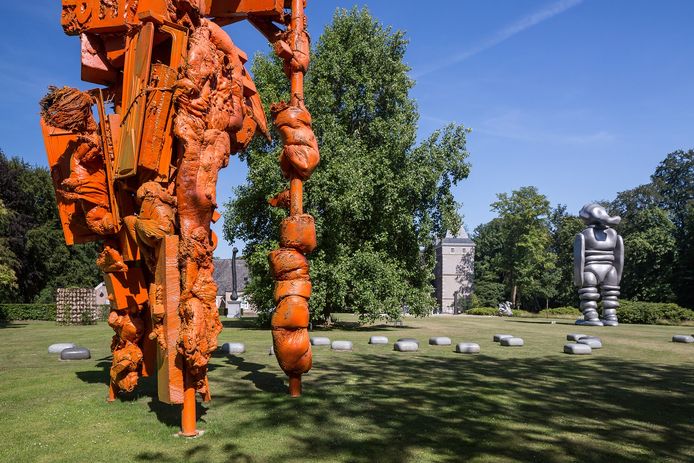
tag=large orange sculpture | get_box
[40,0,319,436]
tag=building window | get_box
[450,248,455,253]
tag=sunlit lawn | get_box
[0,315,692,463]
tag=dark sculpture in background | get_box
[573,203,624,326]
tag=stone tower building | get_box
[434,226,475,313]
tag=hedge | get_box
[538,307,581,317]
[465,307,500,316]
[618,301,694,325]
[0,304,57,321]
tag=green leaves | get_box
[0,150,100,303]
[474,148,693,310]
[222,8,470,322]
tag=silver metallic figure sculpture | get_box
[574,204,624,326]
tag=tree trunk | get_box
[511,284,517,308]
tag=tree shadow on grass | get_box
[74,356,208,428]
[206,354,693,463]
[224,355,286,393]
[0,321,27,329]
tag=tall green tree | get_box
[548,204,584,307]
[652,149,693,230]
[489,186,557,310]
[471,219,506,307]
[0,150,100,302]
[651,149,694,307]
[0,198,18,299]
[619,207,677,301]
[675,202,694,307]
[223,8,471,323]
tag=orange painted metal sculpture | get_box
[40,0,318,436]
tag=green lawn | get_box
[0,316,692,463]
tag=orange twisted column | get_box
[268,0,319,397]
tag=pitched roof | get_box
[440,225,475,246]
[213,258,250,296]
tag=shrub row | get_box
[619,301,694,325]
[0,304,57,321]
[465,307,500,316]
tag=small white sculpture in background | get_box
[498,301,513,317]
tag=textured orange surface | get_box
[43,0,320,433]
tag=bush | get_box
[0,304,56,321]
[539,307,581,317]
[465,307,499,316]
[510,307,580,319]
[619,301,694,325]
[512,310,535,318]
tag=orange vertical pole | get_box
[180,371,198,437]
[107,381,117,402]
[288,0,305,397]
[289,0,305,220]
[288,374,302,397]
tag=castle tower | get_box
[434,226,475,313]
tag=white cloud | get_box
[413,0,584,78]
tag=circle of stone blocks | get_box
[369,336,389,345]
[60,347,91,360]
[672,335,694,343]
[577,337,602,349]
[500,337,524,347]
[310,336,331,346]
[564,343,592,355]
[429,336,452,346]
[48,342,76,354]
[331,340,353,351]
[397,338,419,345]
[455,342,480,354]
[222,342,245,354]
[566,333,588,342]
[394,341,419,352]
[493,334,514,342]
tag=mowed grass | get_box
[0,315,692,463]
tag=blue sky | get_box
[0,1,692,257]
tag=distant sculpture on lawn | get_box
[574,203,624,326]
[497,301,513,317]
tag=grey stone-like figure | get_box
[574,203,624,326]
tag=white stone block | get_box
[331,340,353,351]
[394,341,418,352]
[48,343,76,354]
[577,338,602,349]
[455,342,480,354]
[500,337,524,347]
[564,343,592,354]
[222,342,245,354]
[310,336,331,346]
[429,336,452,346]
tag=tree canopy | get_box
[473,149,693,310]
[223,8,471,323]
[0,150,100,302]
